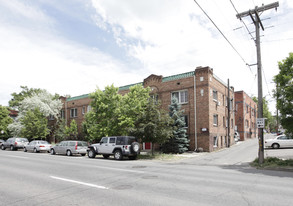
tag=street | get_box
[0,138,292,206]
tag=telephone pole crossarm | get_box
[236,2,279,19]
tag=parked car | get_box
[265,135,293,149]
[50,140,88,156]
[1,137,29,150]
[0,139,4,146]
[234,132,240,142]
[24,140,51,153]
[87,136,140,160]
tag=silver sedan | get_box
[24,140,51,153]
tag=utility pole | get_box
[227,79,230,148]
[236,2,279,164]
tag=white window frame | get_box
[213,90,218,101]
[82,106,86,115]
[213,114,218,126]
[171,90,188,104]
[60,109,65,119]
[70,108,78,118]
[87,105,92,113]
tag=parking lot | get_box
[264,133,293,160]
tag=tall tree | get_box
[20,108,49,140]
[129,100,173,155]
[65,120,78,140]
[162,97,189,154]
[8,90,63,138]
[274,53,293,135]
[9,86,44,109]
[83,84,151,142]
[0,105,13,139]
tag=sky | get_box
[0,0,292,113]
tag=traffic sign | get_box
[257,118,265,128]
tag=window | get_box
[109,137,116,143]
[171,90,188,104]
[200,76,204,81]
[213,114,218,126]
[150,94,159,104]
[213,90,218,101]
[246,120,249,128]
[223,117,225,128]
[70,108,77,118]
[82,106,86,115]
[231,119,233,128]
[200,89,204,96]
[49,114,54,121]
[60,109,65,119]
[246,105,249,113]
[87,105,92,112]
[100,137,108,144]
[213,136,218,147]
[183,115,188,128]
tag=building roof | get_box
[66,94,89,102]
[162,71,194,82]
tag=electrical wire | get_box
[262,67,272,97]
[229,0,255,41]
[192,0,251,69]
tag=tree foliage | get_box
[65,120,78,140]
[20,108,49,140]
[9,86,44,109]
[252,96,274,130]
[273,53,293,135]
[0,105,13,138]
[162,97,189,154]
[83,84,150,142]
[8,90,63,138]
[129,100,173,155]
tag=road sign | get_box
[257,118,265,128]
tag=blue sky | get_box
[0,0,292,113]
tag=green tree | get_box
[162,97,189,154]
[9,86,43,109]
[252,96,274,131]
[0,105,13,139]
[273,53,293,135]
[83,84,151,142]
[20,108,49,140]
[83,85,122,142]
[55,119,67,142]
[65,119,78,140]
[129,100,173,155]
[119,84,151,132]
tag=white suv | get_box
[87,136,140,160]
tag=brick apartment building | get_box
[60,66,236,152]
[234,91,257,141]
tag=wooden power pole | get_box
[236,2,279,164]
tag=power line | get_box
[230,0,255,41]
[262,67,272,97]
[192,0,251,69]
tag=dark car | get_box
[1,137,29,150]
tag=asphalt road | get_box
[0,139,292,206]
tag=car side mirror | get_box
[100,142,103,145]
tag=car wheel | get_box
[66,150,72,156]
[131,142,140,154]
[10,145,15,151]
[114,150,123,160]
[88,149,96,158]
[24,147,27,152]
[33,148,38,153]
[103,155,110,159]
[50,149,55,155]
[1,145,6,150]
[272,143,280,149]
[128,155,137,160]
